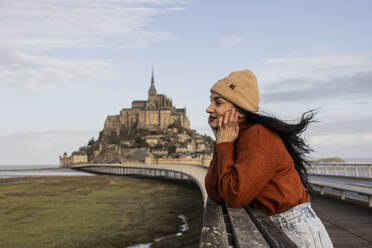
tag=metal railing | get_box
[74,164,296,248]
[309,163,372,178]
[308,163,372,207]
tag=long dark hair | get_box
[238,108,316,191]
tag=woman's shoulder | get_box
[241,123,279,139]
[239,123,284,149]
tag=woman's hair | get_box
[237,107,316,191]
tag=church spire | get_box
[151,67,154,84]
[149,67,156,92]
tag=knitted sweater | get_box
[204,122,310,216]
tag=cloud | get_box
[264,113,372,159]
[258,55,372,84]
[261,70,372,103]
[310,133,372,146]
[308,114,372,136]
[164,7,187,12]
[0,50,111,90]
[308,132,372,159]
[0,129,98,164]
[219,35,245,48]
[0,0,188,90]
[0,0,186,50]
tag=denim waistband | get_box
[270,202,317,223]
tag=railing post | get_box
[368,166,372,178]
[340,190,345,200]
[325,166,328,175]
[317,166,320,174]
[344,165,348,176]
[356,166,359,177]
[334,166,337,176]
[320,186,325,195]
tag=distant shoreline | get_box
[0,167,63,171]
[0,168,94,179]
[0,165,59,170]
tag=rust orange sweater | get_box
[205,122,310,216]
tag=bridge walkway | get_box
[134,163,208,203]
[79,164,208,203]
[311,193,372,247]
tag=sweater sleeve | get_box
[215,126,278,207]
[204,144,222,203]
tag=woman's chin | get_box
[209,122,218,129]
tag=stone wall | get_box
[71,155,88,164]
[145,156,212,166]
[106,107,189,131]
[92,145,148,163]
[104,115,121,135]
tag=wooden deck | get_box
[311,193,372,247]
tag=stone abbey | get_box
[103,69,190,135]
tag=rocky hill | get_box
[69,119,214,165]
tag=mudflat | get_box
[0,175,203,248]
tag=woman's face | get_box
[206,92,241,129]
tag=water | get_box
[127,214,189,248]
[0,164,58,170]
[0,164,94,179]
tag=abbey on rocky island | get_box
[60,70,213,167]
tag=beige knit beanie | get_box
[210,69,259,113]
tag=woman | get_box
[205,69,333,247]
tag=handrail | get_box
[73,164,297,247]
[309,178,372,207]
[244,207,296,248]
[308,163,372,207]
[309,163,372,179]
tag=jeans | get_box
[270,202,333,248]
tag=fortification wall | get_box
[145,156,212,166]
[104,115,120,135]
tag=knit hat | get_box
[210,69,259,113]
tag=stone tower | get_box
[147,68,157,109]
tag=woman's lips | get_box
[208,116,217,122]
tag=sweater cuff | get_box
[214,142,235,172]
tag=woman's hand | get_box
[216,108,239,144]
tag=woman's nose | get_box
[206,105,213,113]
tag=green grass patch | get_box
[0,176,203,248]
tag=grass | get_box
[0,176,204,248]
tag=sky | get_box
[1,0,372,165]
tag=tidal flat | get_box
[0,175,203,248]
